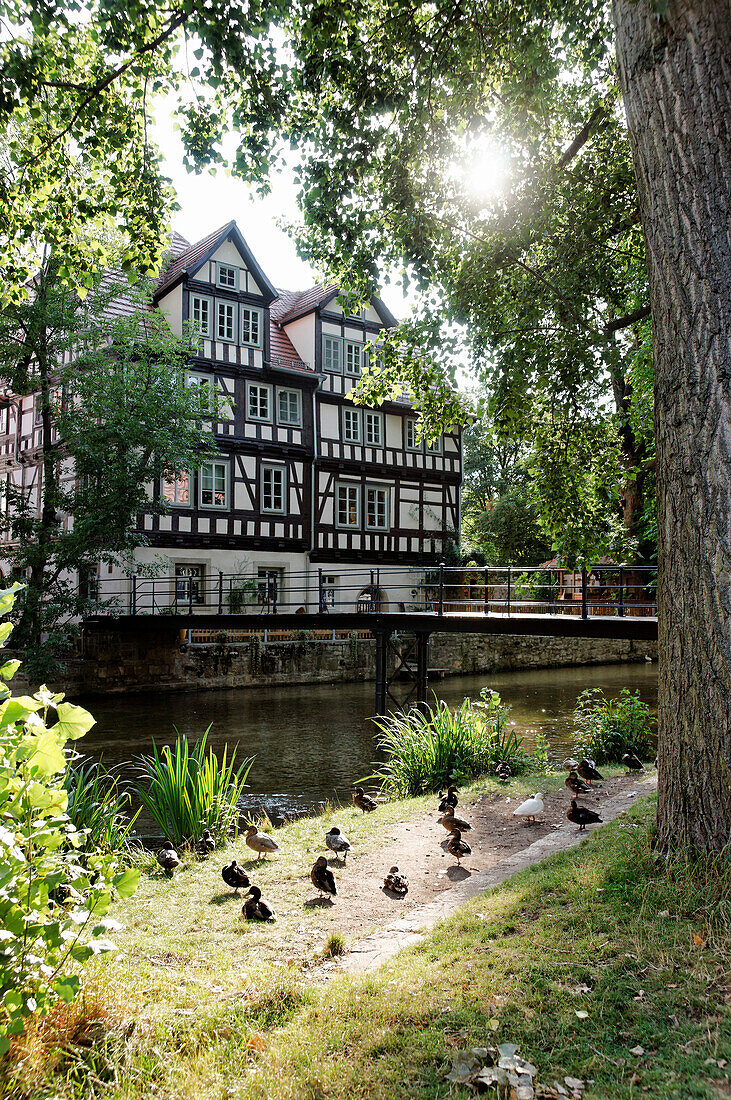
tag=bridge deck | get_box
[84,610,658,641]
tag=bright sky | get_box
[152,107,414,318]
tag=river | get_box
[79,661,657,823]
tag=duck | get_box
[565,771,592,795]
[513,792,544,824]
[577,759,604,785]
[563,757,580,771]
[439,807,472,832]
[447,829,472,865]
[438,785,459,812]
[567,799,603,832]
[325,826,351,861]
[383,866,408,896]
[221,859,250,893]
[195,829,216,857]
[496,761,512,782]
[311,855,337,899]
[242,885,276,921]
[353,787,377,813]
[622,750,644,772]
[157,841,180,875]
[245,825,280,860]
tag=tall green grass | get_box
[64,757,139,856]
[367,691,532,796]
[573,687,657,763]
[134,728,254,847]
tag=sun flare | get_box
[464,141,511,200]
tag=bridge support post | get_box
[375,630,389,715]
[416,631,430,711]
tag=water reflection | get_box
[79,662,657,823]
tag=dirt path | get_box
[305,771,656,973]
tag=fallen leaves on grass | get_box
[445,1041,587,1099]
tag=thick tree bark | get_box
[613,0,731,851]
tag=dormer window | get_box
[217,263,238,290]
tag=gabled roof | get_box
[271,282,398,328]
[268,322,313,373]
[155,220,278,303]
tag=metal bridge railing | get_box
[79,563,658,621]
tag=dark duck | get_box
[311,856,337,899]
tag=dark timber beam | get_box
[84,611,658,642]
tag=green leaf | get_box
[52,976,79,1003]
[113,867,140,899]
[25,732,66,777]
[49,702,96,741]
[0,660,21,681]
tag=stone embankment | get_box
[12,623,657,695]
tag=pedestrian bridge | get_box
[83,563,657,712]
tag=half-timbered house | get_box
[0,220,462,613]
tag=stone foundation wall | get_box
[10,626,658,696]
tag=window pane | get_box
[242,307,260,346]
[345,343,362,375]
[324,337,342,372]
[217,303,235,340]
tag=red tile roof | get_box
[270,283,339,324]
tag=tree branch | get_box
[603,305,651,335]
[556,104,609,170]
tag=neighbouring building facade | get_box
[0,220,462,614]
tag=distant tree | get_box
[461,422,550,564]
[0,255,214,671]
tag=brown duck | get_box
[565,771,591,795]
[221,859,250,893]
[242,885,275,921]
[353,787,377,813]
[577,759,604,785]
[567,799,603,832]
[447,829,472,864]
[439,808,472,832]
[622,750,644,772]
[383,866,408,896]
[438,786,459,812]
[311,855,337,898]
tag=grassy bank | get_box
[4,778,728,1100]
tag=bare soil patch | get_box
[310,772,644,943]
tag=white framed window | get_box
[323,336,343,373]
[405,418,420,451]
[175,564,205,604]
[0,405,8,435]
[366,485,389,530]
[241,306,262,347]
[217,263,238,290]
[261,464,286,513]
[185,371,215,417]
[364,411,383,446]
[342,407,362,443]
[163,471,191,507]
[190,294,213,337]
[426,434,442,454]
[344,341,362,376]
[199,461,229,509]
[277,388,301,426]
[247,382,271,422]
[216,300,236,342]
[337,483,360,528]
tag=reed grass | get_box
[367,691,532,795]
[64,757,139,856]
[134,728,254,847]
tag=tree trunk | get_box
[613,0,731,851]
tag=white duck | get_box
[513,792,544,825]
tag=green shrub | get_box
[367,690,532,796]
[64,758,139,858]
[0,584,139,1055]
[134,729,254,847]
[573,687,657,764]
